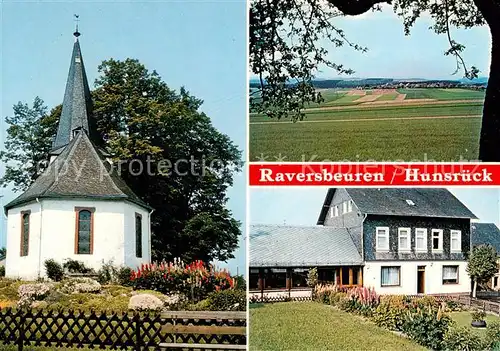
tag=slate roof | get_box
[471,223,500,253]
[52,38,94,152]
[250,224,363,267]
[5,129,151,211]
[317,188,477,224]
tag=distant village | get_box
[249,78,487,90]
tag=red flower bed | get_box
[130,258,234,301]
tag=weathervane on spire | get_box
[73,14,80,38]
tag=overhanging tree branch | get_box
[326,0,391,15]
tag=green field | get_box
[250,114,480,161]
[251,102,483,123]
[376,93,399,101]
[250,302,425,351]
[250,86,485,161]
[305,90,362,107]
[398,88,485,100]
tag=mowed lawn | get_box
[250,115,481,161]
[450,311,500,333]
[249,302,426,351]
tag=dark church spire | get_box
[51,18,93,152]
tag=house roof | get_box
[5,130,151,211]
[471,223,500,253]
[317,188,477,224]
[250,224,363,267]
[52,36,96,152]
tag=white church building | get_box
[4,29,153,280]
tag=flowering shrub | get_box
[17,283,54,308]
[60,278,101,294]
[130,259,234,301]
[128,293,164,311]
[341,286,380,316]
[347,286,379,308]
[313,284,341,303]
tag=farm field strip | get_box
[397,88,485,100]
[288,99,485,114]
[250,114,481,125]
[249,117,480,161]
[250,103,483,123]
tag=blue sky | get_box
[248,5,491,80]
[321,6,492,80]
[0,1,246,274]
[250,188,500,227]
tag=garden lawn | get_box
[450,311,500,333]
[249,302,426,351]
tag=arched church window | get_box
[20,211,30,257]
[136,214,142,258]
[75,208,94,254]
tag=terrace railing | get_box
[0,308,247,350]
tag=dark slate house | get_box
[250,188,480,295]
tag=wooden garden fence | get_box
[0,308,247,350]
[249,295,312,304]
[407,294,500,315]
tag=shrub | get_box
[130,259,234,301]
[486,321,500,349]
[402,305,451,350]
[116,267,133,286]
[205,289,246,311]
[128,293,164,311]
[307,267,318,288]
[233,275,246,291]
[44,259,64,281]
[63,259,92,274]
[18,283,54,308]
[313,284,338,303]
[346,286,379,316]
[471,309,487,321]
[412,295,438,309]
[60,278,101,294]
[0,266,5,277]
[97,261,133,286]
[191,298,212,311]
[328,291,347,307]
[444,325,487,351]
[97,261,116,284]
[372,295,409,331]
[443,299,462,312]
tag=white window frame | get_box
[342,201,348,214]
[347,200,353,213]
[450,230,462,253]
[442,265,459,284]
[334,205,339,217]
[398,227,411,252]
[432,229,443,252]
[415,228,428,252]
[376,227,390,252]
[381,266,401,287]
